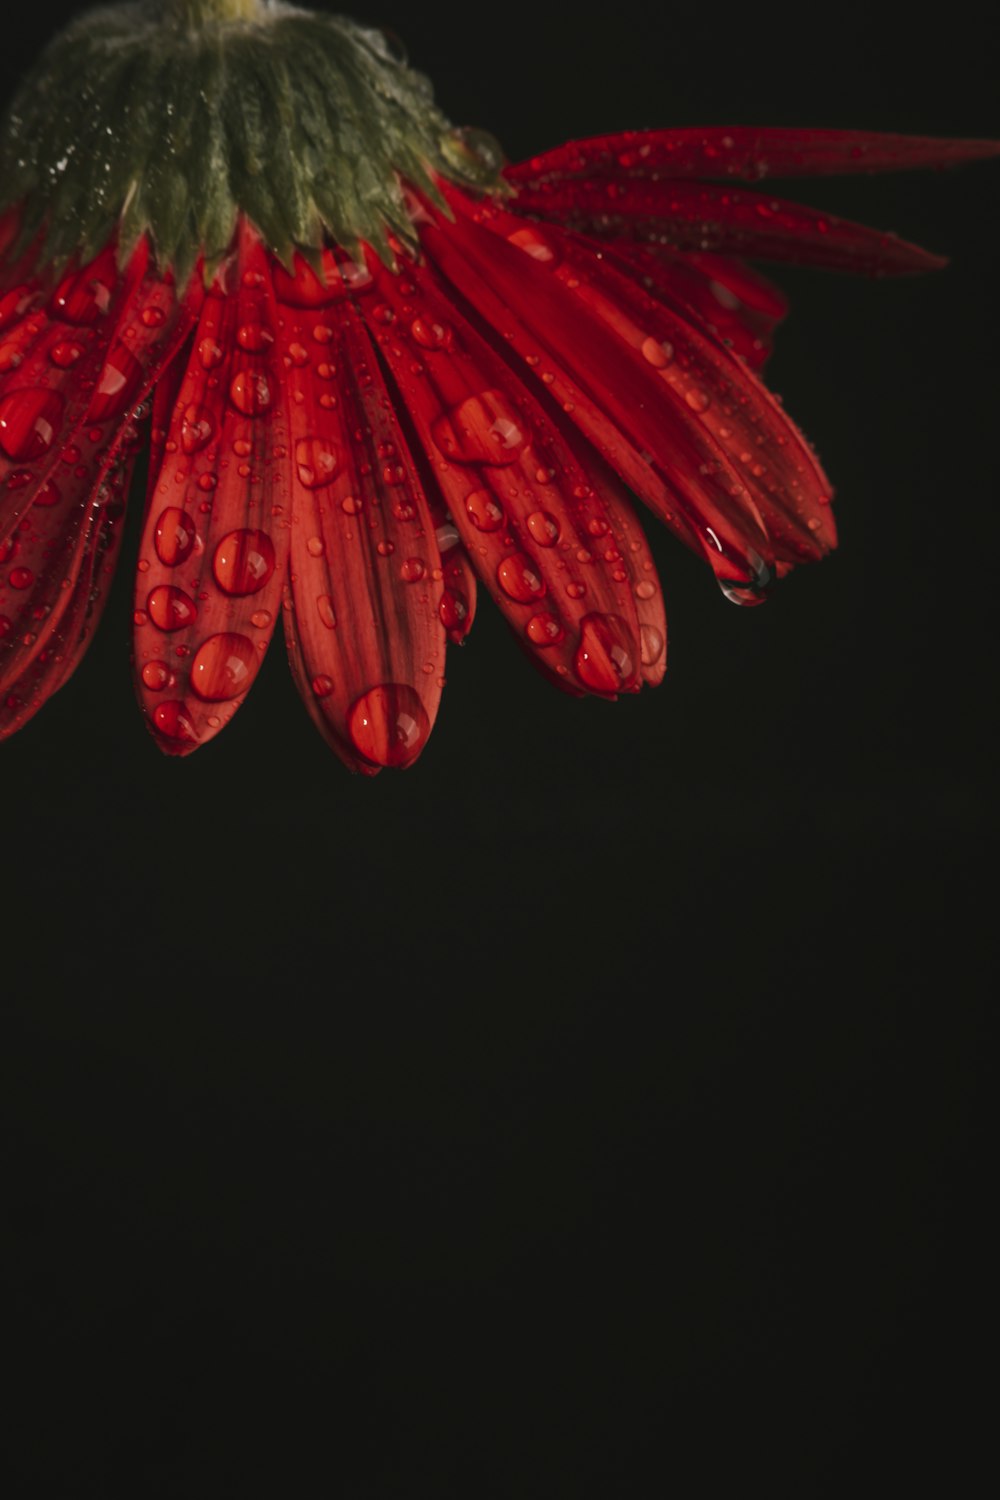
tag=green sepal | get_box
[0,1,509,289]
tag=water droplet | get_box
[525,510,560,547]
[88,344,143,422]
[7,566,34,589]
[526,612,565,646]
[685,388,711,413]
[347,683,430,768]
[566,581,586,599]
[497,553,545,603]
[190,631,257,701]
[250,609,272,628]
[181,404,214,454]
[376,539,395,557]
[212,529,276,595]
[634,579,657,600]
[507,226,558,263]
[229,370,274,416]
[410,317,451,351]
[439,589,468,632]
[197,472,218,493]
[146,584,198,631]
[50,265,113,325]
[152,700,199,741]
[141,660,171,690]
[272,255,372,307]
[464,489,504,531]
[33,478,61,508]
[0,388,65,461]
[317,594,336,629]
[311,324,334,344]
[286,342,309,368]
[400,556,425,583]
[341,495,362,515]
[432,391,527,466]
[141,306,166,328]
[639,622,665,666]
[0,614,10,637]
[294,436,339,488]
[49,340,86,369]
[237,322,274,354]
[311,674,335,698]
[0,286,32,331]
[154,507,198,567]
[574,613,637,692]
[641,337,674,368]
[198,337,224,370]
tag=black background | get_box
[2,1,996,1492]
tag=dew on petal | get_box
[88,345,143,422]
[525,510,560,547]
[311,674,335,698]
[190,631,257,701]
[507,226,558,263]
[0,389,65,461]
[400,557,425,583]
[229,369,274,416]
[317,594,337,629]
[198,337,224,370]
[141,660,171,690]
[431,391,527,466]
[181,404,215,454]
[154,508,198,567]
[147,584,198,632]
[641,337,674,368]
[526,611,565,646]
[464,489,504,531]
[497,553,546,603]
[212,529,276,595]
[8,566,34,590]
[50,266,113,325]
[33,478,62,508]
[295,437,339,489]
[439,589,468,631]
[347,683,430,768]
[49,340,86,369]
[237,322,274,354]
[639,622,666,666]
[574,613,637,692]
[153,700,199,741]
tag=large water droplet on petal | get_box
[464,489,504,531]
[574,613,637,692]
[525,510,560,547]
[147,584,198,632]
[347,683,431,768]
[294,436,339,489]
[212,529,276,595]
[154,508,198,567]
[0,389,64,461]
[88,344,143,422]
[229,369,274,416]
[153,700,199,741]
[526,611,565,646]
[190,631,257,701]
[181,404,215,454]
[431,391,527,466]
[50,265,113,325]
[497,552,546,604]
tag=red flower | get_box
[0,2,996,768]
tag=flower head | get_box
[0,0,995,768]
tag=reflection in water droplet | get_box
[574,613,637,692]
[141,660,171,690]
[525,510,560,547]
[498,553,546,603]
[153,700,199,741]
[213,529,276,595]
[146,584,198,632]
[154,507,197,566]
[526,612,565,646]
[347,683,430,768]
[181,404,214,454]
[229,369,274,416]
[0,388,65,461]
[190,631,257,701]
[432,391,527,466]
[439,589,468,632]
[295,436,339,488]
[465,489,504,531]
[88,345,143,421]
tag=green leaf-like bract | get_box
[0,1,506,285]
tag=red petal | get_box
[363,247,663,698]
[506,128,1000,185]
[0,428,139,739]
[611,247,787,370]
[421,192,775,593]
[508,177,946,275]
[132,223,290,756]
[0,253,196,725]
[271,251,446,772]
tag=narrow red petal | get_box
[270,251,446,772]
[506,128,1000,185]
[508,177,946,275]
[363,247,659,698]
[612,247,788,370]
[0,255,196,721]
[421,192,774,594]
[133,222,290,756]
[0,427,139,739]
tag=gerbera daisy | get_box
[0,0,995,770]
